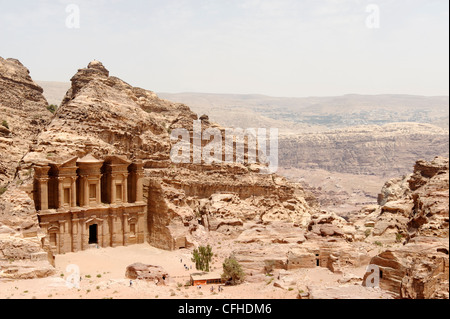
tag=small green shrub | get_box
[47,105,58,114]
[222,256,246,286]
[0,187,7,196]
[1,120,9,129]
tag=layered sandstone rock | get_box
[231,227,374,278]
[369,157,449,242]
[279,124,449,177]
[23,60,176,166]
[362,157,449,299]
[0,57,54,279]
[363,237,449,299]
[0,57,52,187]
[0,260,55,280]
[125,263,169,285]
[146,166,317,250]
[306,211,357,242]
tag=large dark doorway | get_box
[89,224,98,244]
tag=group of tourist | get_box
[180,258,193,271]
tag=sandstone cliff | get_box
[368,156,449,241]
[362,157,449,298]
[279,124,449,177]
[0,57,54,277]
[0,57,52,188]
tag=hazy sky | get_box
[0,0,448,97]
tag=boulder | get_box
[125,263,169,285]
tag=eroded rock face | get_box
[408,157,449,239]
[0,261,55,280]
[24,60,176,165]
[0,235,54,280]
[363,238,449,299]
[306,211,357,242]
[199,192,313,236]
[0,57,54,279]
[377,174,412,206]
[145,168,318,250]
[233,237,373,277]
[362,157,449,299]
[0,57,52,187]
[370,157,449,241]
[125,263,169,285]
[0,186,39,236]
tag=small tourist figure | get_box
[129,280,133,287]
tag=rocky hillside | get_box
[0,57,52,188]
[360,156,449,298]
[367,156,449,241]
[0,57,55,278]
